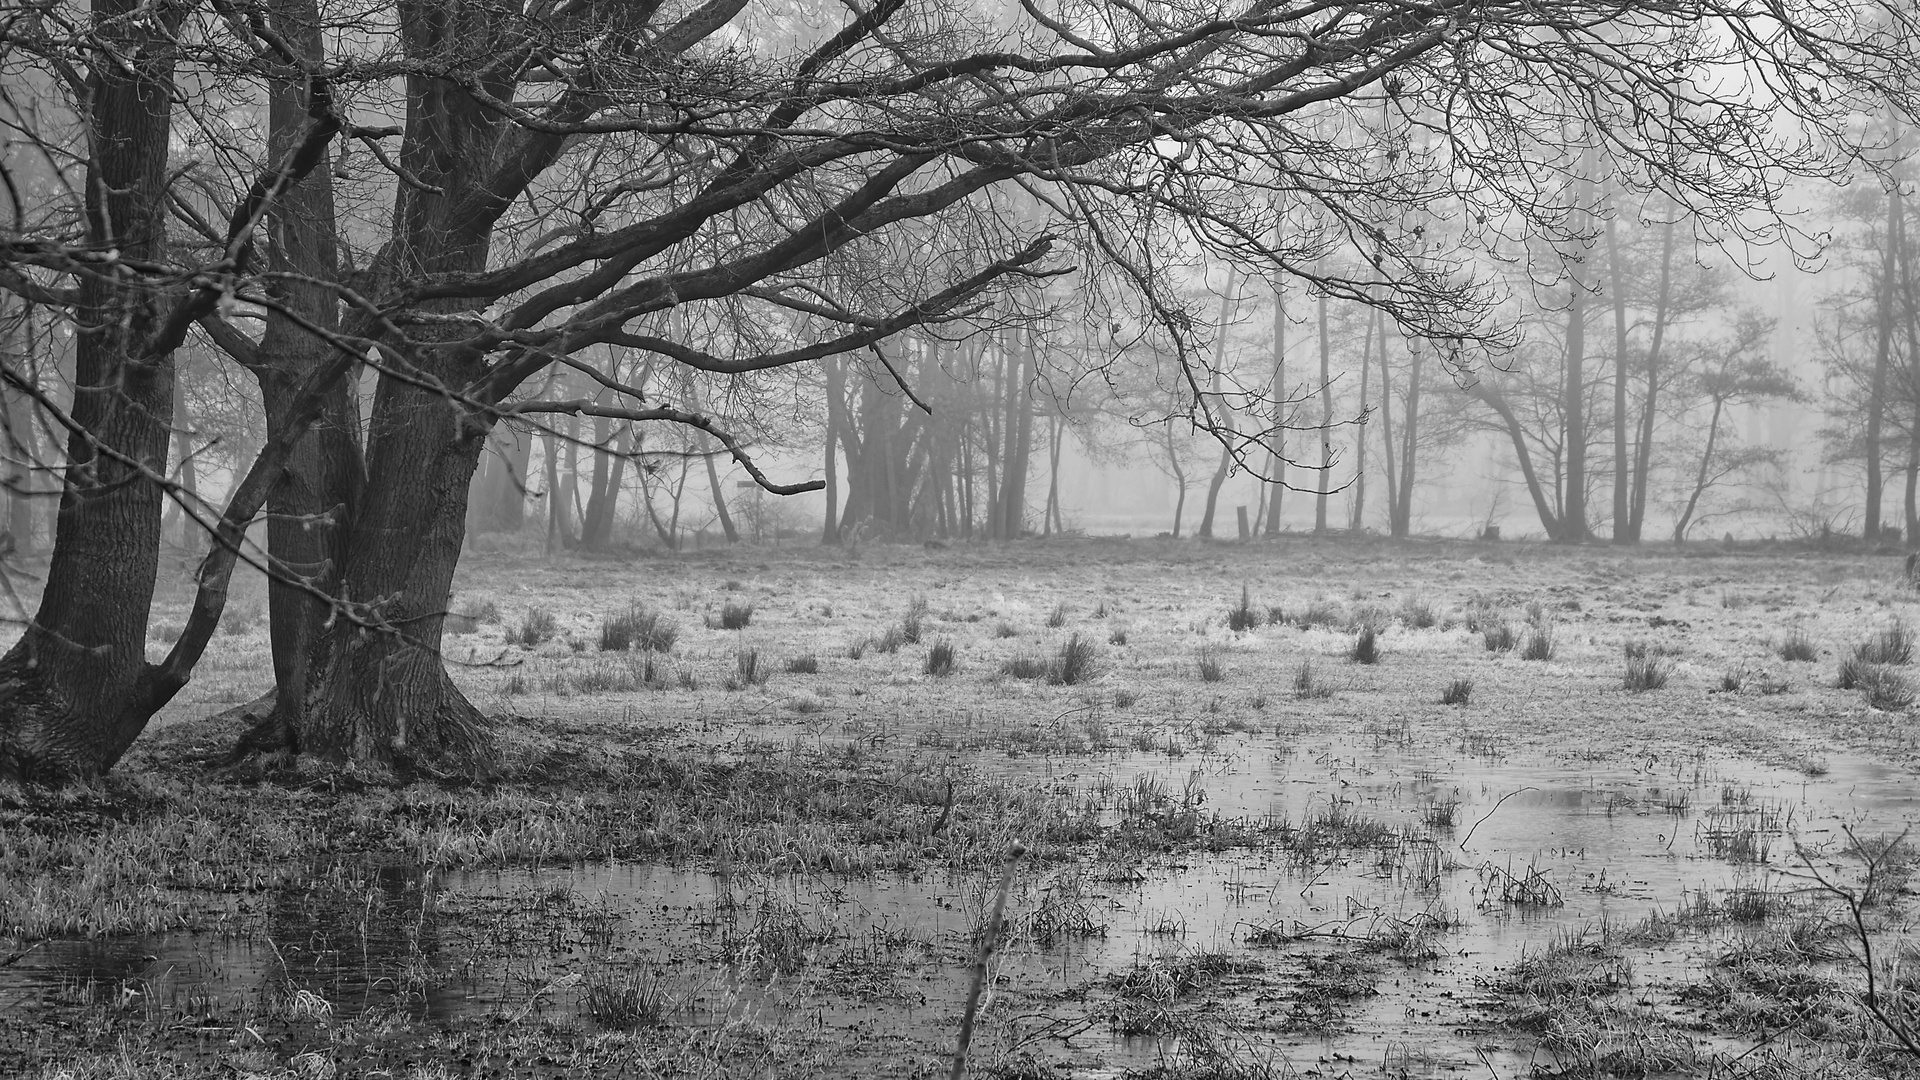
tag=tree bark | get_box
[1316,294,1331,533]
[0,0,188,782]
[1263,274,1286,535]
[1349,311,1374,531]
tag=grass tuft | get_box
[784,652,819,674]
[1855,620,1914,665]
[599,604,676,653]
[1521,623,1555,662]
[1483,621,1517,653]
[1196,646,1226,683]
[1777,626,1818,662]
[1293,660,1333,699]
[515,607,558,647]
[1622,641,1672,692]
[1440,678,1472,706]
[1226,586,1261,632]
[717,600,754,630]
[1349,625,1381,664]
[924,639,957,677]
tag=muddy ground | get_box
[4,535,1920,1079]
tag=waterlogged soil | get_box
[6,537,1920,1078]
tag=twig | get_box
[951,840,1026,1080]
[1459,786,1535,852]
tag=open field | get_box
[5,536,1920,1079]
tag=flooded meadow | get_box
[5,538,1920,1078]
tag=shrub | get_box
[515,607,558,647]
[1350,625,1381,664]
[1293,660,1333,699]
[1046,603,1069,629]
[718,600,754,630]
[1483,622,1518,653]
[1440,678,1472,706]
[784,653,819,674]
[1521,624,1555,661]
[1197,646,1225,683]
[1777,627,1818,662]
[1226,586,1261,632]
[924,639,957,677]
[1856,620,1914,665]
[1623,647,1672,692]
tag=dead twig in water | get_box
[951,840,1026,1080]
[1459,786,1536,853]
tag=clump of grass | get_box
[846,636,870,660]
[1623,641,1672,692]
[584,972,670,1031]
[784,653,819,674]
[1423,800,1460,828]
[572,656,643,694]
[924,639,957,677]
[599,604,676,653]
[875,623,908,654]
[1293,660,1333,699]
[1226,586,1261,632]
[1196,646,1226,683]
[1289,599,1344,630]
[1400,595,1438,629]
[1045,603,1068,629]
[1001,653,1049,680]
[716,600,754,630]
[726,648,770,691]
[1440,678,1472,706]
[1483,621,1517,653]
[1858,664,1915,711]
[901,597,929,644]
[1350,625,1381,664]
[1114,688,1139,709]
[515,607,558,647]
[1855,620,1914,665]
[1109,627,1129,646]
[1836,654,1869,690]
[995,622,1019,639]
[1521,623,1555,661]
[1715,668,1744,693]
[1777,626,1818,662]
[1052,633,1097,686]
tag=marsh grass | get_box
[924,639,957,677]
[1778,626,1818,662]
[783,653,819,674]
[1855,620,1914,665]
[1483,621,1517,653]
[1623,642,1673,692]
[1288,599,1344,630]
[599,604,676,653]
[1226,586,1260,632]
[1400,595,1439,629]
[1440,678,1472,706]
[726,648,770,691]
[1349,625,1381,664]
[1108,627,1129,646]
[1196,646,1226,683]
[1509,926,1630,1000]
[716,601,754,630]
[1045,602,1068,628]
[1293,660,1333,699]
[515,607,558,647]
[584,971,671,1030]
[1521,623,1555,661]
[1859,664,1915,710]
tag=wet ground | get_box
[7,728,1912,1077]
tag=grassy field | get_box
[4,535,1920,1079]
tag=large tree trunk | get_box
[821,356,844,544]
[0,1,186,782]
[1473,381,1565,541]
[1866,189,1902,541]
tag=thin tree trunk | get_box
[1377,307,1399,523]
[1165,428,1188,539]
[1629,217,1677,540]
[1606,197,1631,543]
[1197,284,1239,539]
[1349,311,1374,531]
[1902,211,1920,546]
[1866,188,1902,541]
[1673,398,1724,543]
[1316,294,1331,533]
[1394,335,1421,538]
[821,356,844,544]
[1263,269,1286,536]
[705,438,739,543]
[1473,381,1565,541]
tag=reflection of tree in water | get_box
[266,863,442,1020]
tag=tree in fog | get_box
[7,0,1920,783]
[1669,314,1802,542]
